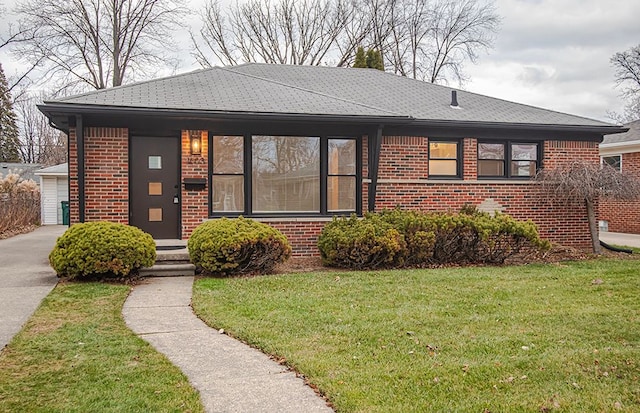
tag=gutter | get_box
[38,103,627,136]
[37,103,415,128]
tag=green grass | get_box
[193,260,640,412]
[0,283,203,413]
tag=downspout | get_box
[368,125,383,212]
[76,115,86,222]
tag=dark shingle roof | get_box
[602,119,640,145]
[45,63,615,128]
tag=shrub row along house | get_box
[38,63,626,256]
[599,119,640,234]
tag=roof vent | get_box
[450,90,460,108]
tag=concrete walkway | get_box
[0,225,66,350]
[600,231,640,248]
[122,277,333,413]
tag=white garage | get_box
[35,163,69,225]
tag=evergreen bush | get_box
[49,222,156,279]
[188,217,291,275]
[317,214,405,269]
[318,209,550,269]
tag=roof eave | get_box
[409,119,628,135]
[38,103,413,127]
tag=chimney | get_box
[450,90,459,108]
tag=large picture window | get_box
[210,134,359,216]
[252,136,320,213]
[478,141,539,178]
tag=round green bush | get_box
[49,222,156,279]
[187,217,291,275]
[317,214,405,269]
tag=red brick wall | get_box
[370,137,597,250]
[258,219,329,257]
[68,127,129,224]
[68,128,78,224]
[69,126,601,254]
[181,130,209,238]
[599,151,640,234]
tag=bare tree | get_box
[12,0,187,92]
[194,0,499,85]
[397,0,500,83]
[14,93,67,165]
[611,44,640,121]
[535,160,640,254]
[193,0,357,67]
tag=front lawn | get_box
[193,260,640,412]
[0,283,203,413]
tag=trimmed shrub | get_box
[426,209,551,265]
[317,214,406,269]
[49,222,156,279]
[318,209,551,269]
[188,217,291,275]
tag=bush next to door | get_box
[188,217,291,276]
[49,222,156,280]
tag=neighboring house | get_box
[0,163,41,183]
[599,119,640,234]
[35,163,69,225]
[37,63,626,256]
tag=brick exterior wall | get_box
[70,127,600,255]
[367,137,597,250]
[68,127,129,224]
[258,219,330,257]
[181,130,209,238]
[599,151,640,234]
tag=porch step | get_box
[139,263,196,277]
[140,243,195,277]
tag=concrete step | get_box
[140,263,196,277]
[155,250,191,263]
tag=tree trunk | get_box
[585,198,601,254]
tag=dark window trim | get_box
[477,140,542,179]
[208,132,362,218]
[428,138,463,179]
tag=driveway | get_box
[0,226,66,351]
[600,231,640,249]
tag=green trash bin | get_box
[61,201,70,225]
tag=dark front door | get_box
[130,136,180,239]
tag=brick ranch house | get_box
[599,119,640,234]
[38,63,627,256]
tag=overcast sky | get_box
[1,0,639,123]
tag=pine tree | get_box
[0,64,21,162]
[353,46,367,68]
[365,49,384,71]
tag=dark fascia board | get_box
[37,103,413,131]
[407,119,628,135]
[38,102,627,139]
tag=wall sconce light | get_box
[190,131,202,155]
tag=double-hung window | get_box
[428,140,461,178]
[478,141,539,178]
[210,134,359,216]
